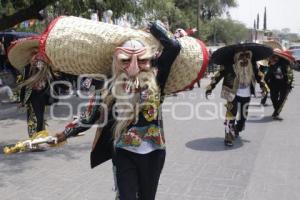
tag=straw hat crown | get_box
[8,16,209,94]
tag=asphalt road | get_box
[1,72,300,200]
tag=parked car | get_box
[288,45,300,50]
[290,49,300,71]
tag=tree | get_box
[173,0,237,23]
[0,0,241,44]
[0,0,58,31]
[198,0,237,21]
[263,6,267,30]
[206,18,248,44]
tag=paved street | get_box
[1,71,300,200]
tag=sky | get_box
[228,0,300,34]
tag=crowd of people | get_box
[2,15,296,200]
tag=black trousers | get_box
[260,92,268,105]
[226,96,251,132]
[26,91,47,137]
[113,148,166,200]
[270,85,289,116]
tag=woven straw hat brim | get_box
[7,36,40,70]
[262,40,283,50]
[257,59,269,66]
[273,49,295,63]
[258,49,295,66]
[258,40,284,66]
[212,43,273,65]
[164,37,209,94]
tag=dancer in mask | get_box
[205,43,272,146]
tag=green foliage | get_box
[1,0,250,44]
[205,18,249,44]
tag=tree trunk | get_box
[0,0,58,31]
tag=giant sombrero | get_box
[7,36,40,69]
[258,40,284,66]
[273,48,295,63]
[8,16,209,94]
[262,40,283,50]
[211,43,273,65]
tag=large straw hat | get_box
[7,36,40,70]
[40,17,208,93]
[38,16,208,94]
[262,40,283,50]
[212,43,273,65]
[273,48,295,63]
[40,16,160,75]
[258,40,284,66]
[164,37,208,93]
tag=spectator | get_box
[0,77,15,102]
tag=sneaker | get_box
[234,124,244,138]
[272,116,283,121]
[234,129,239,138]
[272,111,278,117]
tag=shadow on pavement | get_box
[185,137,249,151]
[0,141,91,176]
[0,97,84,121]
[247,115,273,123]
[0,103,26,121]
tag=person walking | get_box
[264,49,294,120]
[205,43,272,146]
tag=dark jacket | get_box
[264,60,294,89]
[91,22,181,168]
[206,62,266,102]
[61,22,181,168]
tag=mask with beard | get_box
[233,50,254,88]
[111,39,160,140]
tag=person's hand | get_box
[205,89,212,99]
[55,132,67,143]
[260,82,270,93]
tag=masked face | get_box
[234,50,252,67]
[268,55,279,65]
[114,40,152,78]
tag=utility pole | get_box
[263,6,267,31]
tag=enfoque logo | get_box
[48,75,266,128]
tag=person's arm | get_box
[286,64,294,89]
[206,65,225,93]
[149,22,181,92]
[253,64,269,92]
[61,91,102,139]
